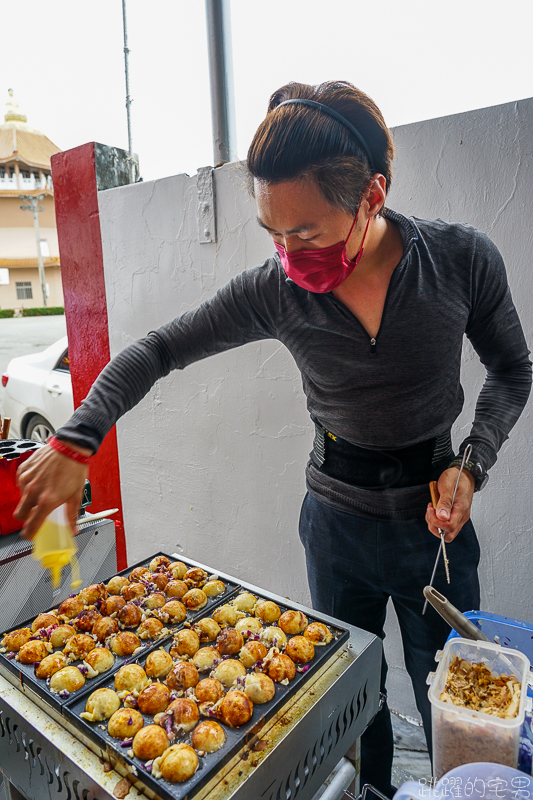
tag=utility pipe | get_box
[205,0,237,166]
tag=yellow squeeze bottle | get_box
[32,505,82,591]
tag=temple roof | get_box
[0,90,61,169]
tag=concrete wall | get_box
[0,196,57,228]
[0,265,63,309]
[97,97,533,720]
[0,227,59,258]
[0,194,62,310]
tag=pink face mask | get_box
[274,209,371,293]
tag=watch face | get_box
[470,463,489,491]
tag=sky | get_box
[2,0,532,182]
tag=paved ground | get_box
[392,712,432,786]
[345,713,431,797]
[0,315,67,417]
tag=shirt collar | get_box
[382,207,419,256]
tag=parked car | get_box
[1,337,73,441]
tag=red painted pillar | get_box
[51,143,127,569]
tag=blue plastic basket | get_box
[447,609,533,660]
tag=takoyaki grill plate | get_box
[101,550,241,630]
[64,589,349,800]
[0,551,239,713]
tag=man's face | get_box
[254,176,365,258]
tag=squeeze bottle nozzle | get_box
[32,505,81,590]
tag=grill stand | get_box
[0,676,144,800]
[311,757,356,800]
[0,517,117,800]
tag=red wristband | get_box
[47,436,92,465]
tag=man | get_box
[17,81,531,794]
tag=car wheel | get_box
[26,415,55,442]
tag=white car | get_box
[1,337,74,441]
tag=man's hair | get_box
[247,81,394,215]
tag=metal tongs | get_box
[422,586,491,641]
[422,444,472,615]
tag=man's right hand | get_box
[16,442,92,539]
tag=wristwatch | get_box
[448,456,489,492]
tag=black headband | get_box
[277,98,375,173]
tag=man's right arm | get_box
[16,330,179,539]
[16,263,278,538]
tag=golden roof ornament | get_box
[5,89,27,123]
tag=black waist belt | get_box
[311,420,454,490]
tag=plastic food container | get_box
[446,611,533,774]
[428,637,530,779]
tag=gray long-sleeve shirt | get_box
[57,209,531,519]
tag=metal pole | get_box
[205,0,237,166]
[32,202,47,307]
[122,0,135,182]
[20,195,47,307]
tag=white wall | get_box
[98,96,533,720]
[98,166,312,606]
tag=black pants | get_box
[298,492,481,795]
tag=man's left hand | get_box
[425,467,475,542]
